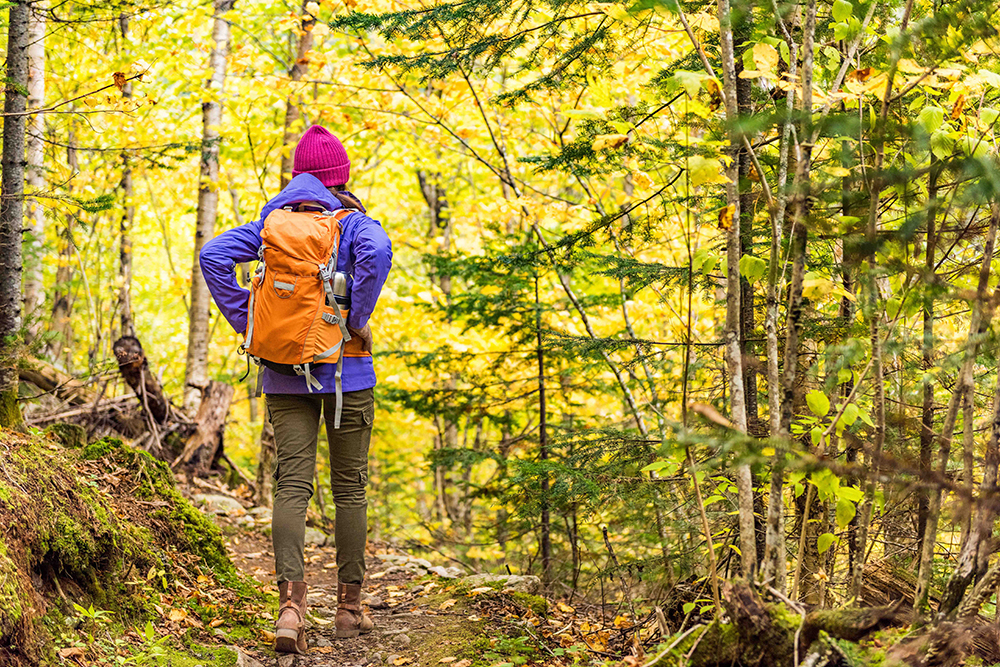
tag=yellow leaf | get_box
[557,602,575,613]
[688,155,729,187]
[209,618,224,628]
[167,608,187,622]
[752,43,779,73]
[393,658,412,666]
[439,599,457,610]
[825,166,850,177]
[592,134,629,151]
[468,586,493,595]
[305,1,320,13]
[718,205,736,231]
[439,658,457,663]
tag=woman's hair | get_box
[329,186,366,213]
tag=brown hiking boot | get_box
[336,582,374,639]
[274,581,308,654]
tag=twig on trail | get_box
[640,623,704,667]
[603,526,638,623]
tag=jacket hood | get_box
[259,173,344,221]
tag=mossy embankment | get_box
[0,428,265,665]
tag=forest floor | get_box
[206,496,562,667]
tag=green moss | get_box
[44,423,87,449]
[0,542,24,636]
[507,591,547,616]
[82,436,126,460]
[0,389,23,429]
[151,642,238,667]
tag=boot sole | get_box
[275,629,307,654]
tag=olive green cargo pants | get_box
[267,388,374,585]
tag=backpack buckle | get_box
[322,312,341,325]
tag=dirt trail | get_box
[221,515,476,667]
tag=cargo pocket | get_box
[272,274,297,298]
[362,403,374,426]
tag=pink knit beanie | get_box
[292,125,350,187]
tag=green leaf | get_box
[739,254,768,283]
[806,390,830,417]
[931,128,954,159]
[779,40,790,66]
[683,602,696,615]
[838,485,864,503]
[700,604,716,614]
[673,70,705,97]
[858,408,875,428]
[703,494,725,506]
[842,403,859,426]
[918,105,944,133]
[688,155,730,187]
[817,532,838,555]
[811,426,823,446]
[641,461,669,472]
[832,0,853,21]
[837,367,852,385]
[836,498,857,529]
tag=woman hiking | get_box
[200,125,393,653]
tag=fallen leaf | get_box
[439,599,457,610]
[717,204,736,231]
[314,646,334,654]
[371,571,387,579]
[453,661,472,667]
[393,658,412,666]
[57,647,85,659]
[951,94,966,119]
[209,618,225,628]
[557,602,575,613]
[440,657,458,663]
[468,587,493,595]
[167,608,188,622]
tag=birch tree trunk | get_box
[761,30,798,594]
[940,370,1000,616]
[784,0,817,603]
[279,3,315,189]
[184,0,234,414]
[716,0,755,577]
[23,0,45,340]
[916,163,939,556]
[118,13,135,338]
[0,0,30,427]
[915,202,1000,614]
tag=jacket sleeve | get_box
[199,220,264,335]
[348,216,393,330]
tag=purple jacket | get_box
[200,173,393,394]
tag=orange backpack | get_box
[242,205,358,427]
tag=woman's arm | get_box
[200,220,264,335]
[347,216,393,331]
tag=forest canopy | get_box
[2,0,1000,663]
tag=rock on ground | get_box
[460,573,542,594]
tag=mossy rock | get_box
[0,431,262,664]
[44,422,87,449]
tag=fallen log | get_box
[19,357,94,405]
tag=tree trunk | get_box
[536,275,551,587]
[915,202,1000,613]
[716,0,755,577]
[0,0,30,428]
[22,0,45,341]
[917,162,939,559]
[939,359,1000,616]
[760,29,798,594]
[118,14,136,339]
[785,0,817,603]
[184,0,234,414]
[279,3,316,189]
[113,336,171,425]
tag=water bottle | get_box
[330,271,351,310]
